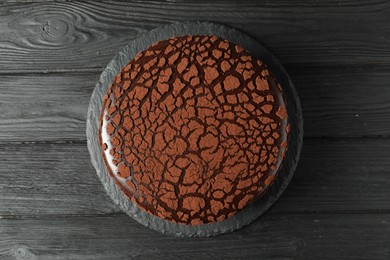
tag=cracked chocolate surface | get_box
[99,35,289,225]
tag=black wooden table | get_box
[0,1,389,259]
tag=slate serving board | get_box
[86,21,303,237]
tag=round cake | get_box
[99,35,289,225]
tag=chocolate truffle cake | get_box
[99,35,289,225]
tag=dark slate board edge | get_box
[86,21,303,237]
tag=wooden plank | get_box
[0,1,389,72]
[1,66,390,142]
[0,73,96,142]
[0,213,388,259]
[270,138,390,214]
[1,139,389,217]
[291,65,390,137]
[0,142,119,217]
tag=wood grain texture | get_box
[271,138,390,214]
[0,142,119,217]
[0,1,389,258]
[0,74,96,142]
[0,213,389,259]
[291,65,390,137]
[1,139,389,217]
[1,66,390,143]
[0,1,389,73]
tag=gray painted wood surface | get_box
[2,213,389,259]
[1,139,389,218]
[0,1,389,259]
[1,1,390,72]
[2,65,390,142]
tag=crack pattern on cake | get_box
[99,35,290,225]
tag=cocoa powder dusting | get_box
[99,35,289,225]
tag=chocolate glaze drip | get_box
[98,35,289,225]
